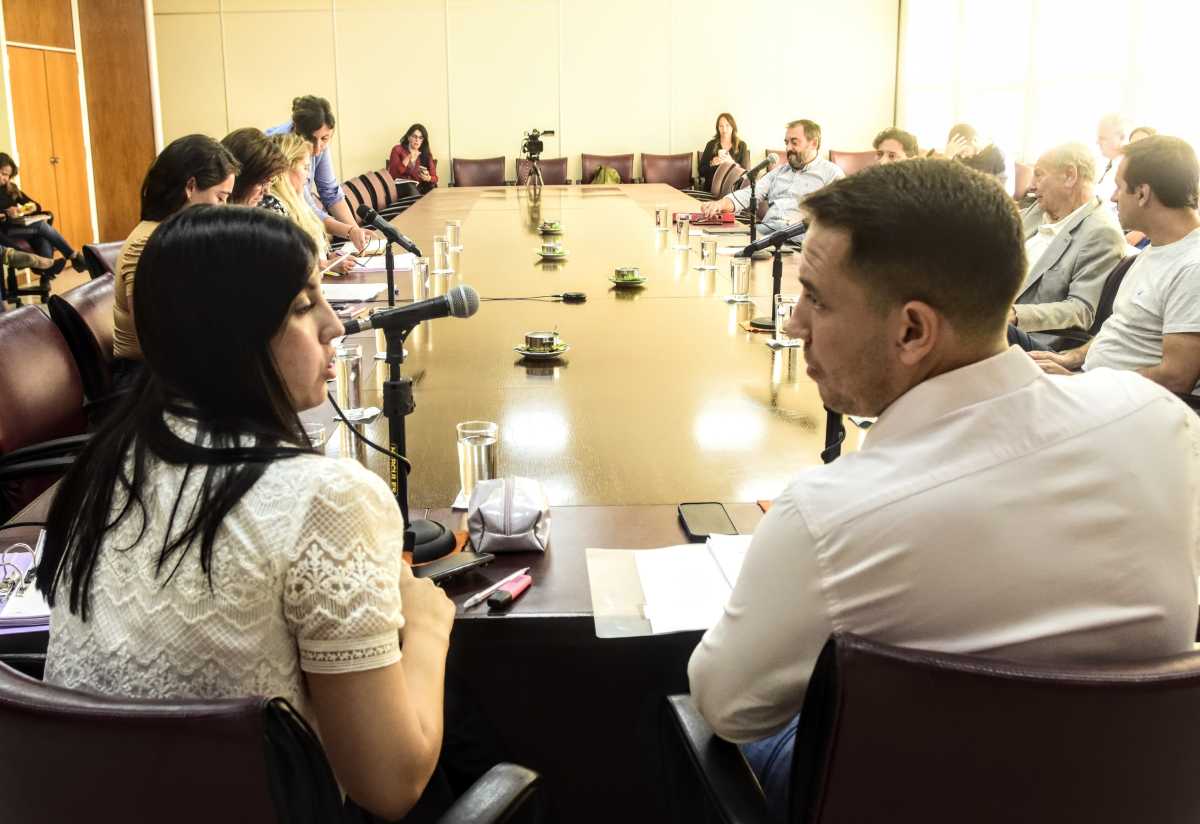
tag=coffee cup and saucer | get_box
[609,266,646,287]
[537,240,568,259]
[515,330,570,360]
[539,219,563,234]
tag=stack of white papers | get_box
[357,252,416,272]
[321,283,384,302]
[0,531,49,628]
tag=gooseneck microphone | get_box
[739,154,778,182]
[341,285,480,335]
[355,204,422,256]
[740,221,807,255]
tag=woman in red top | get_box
[388,124,438,194]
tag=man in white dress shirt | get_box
[700,119,844,235]
[1095,112,1129,205]
[687,158,1200,823]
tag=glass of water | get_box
[673,214,691,250]
[696,238,718,270]
[445,220,463,251]
[774,293,801,346]
[654,204,669,230]
[456,420,498,499]
[729,257,752,302]
[412,256,430,300]
[303,422,326,450]
[432,235,453,273]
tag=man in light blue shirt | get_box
[266,95,369,250]
[701,119,844,235]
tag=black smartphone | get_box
[413,550,495,583]
[677,502,738,542]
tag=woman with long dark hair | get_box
[39,205,457,822]
[221,127,289,207]
[112,134,238,385]
[0,151,85,273]
[388,123,438,194]
[698,113,749,192]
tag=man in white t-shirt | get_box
[687,158,1200,824]
[1032,135,1200,398]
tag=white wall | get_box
[153,0,900,183]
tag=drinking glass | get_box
[432,235,453,273]
[774,293,801,346]
[456,420,498,499]
[729,257,752,302]
[303,422,326,450]
[673,215,691,250]
[445,220,463,251]
[696,238,718,270]
[654,204,669,230]
[412,256,430,301]
[334,344,362,410]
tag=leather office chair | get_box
[828,150,877,176]
[81,241,122,280]
[342,169,422,221]
[709,162,745,199]
[1013,161,1035,201]
[0,661,544,824]
[516,158,569,186]
[48,273,116,427]
[664,633,1200,823]
[451,157,507,187]
[0,306,88,520]
[580,153,635,184]
[1025,254,1137,353]
[642,153,695,190]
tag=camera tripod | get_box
[524,156,544,199]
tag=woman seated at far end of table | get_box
[37,205,458,823]
[699,112,750,193]
[111,134,239,388]
[265,132,356,275]
[388,123,438,194]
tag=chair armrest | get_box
[436,763,542,824]
[1,433,90,465]
[663,694,769,824]
[0,454,76,482]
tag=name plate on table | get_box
[584,535,750,638]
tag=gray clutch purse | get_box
[467,477,550,553]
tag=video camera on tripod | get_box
[521,128,555,161]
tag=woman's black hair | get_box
[140,134,240,221]
[0,151,19,196]
[221,127,289,204]
[37,205,319,619]
[401,123,433,168]
[291,95,336,141]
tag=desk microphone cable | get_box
[326,391,413,473]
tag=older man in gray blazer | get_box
[1011,142,1126,347]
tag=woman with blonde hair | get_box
[264,133,355,273]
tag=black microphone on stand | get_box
[341,285,480,335]
[745,221,807,332]
[354,204,422,256]
[739,221,807,256]
[738,153,778,183]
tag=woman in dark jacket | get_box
[0,151,84,272]
[698,113,750,192]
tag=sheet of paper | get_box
[706,534,753,588]
[321,283,383,302]
[634,544,731,634]
[0,586,50,626]
[717,245,747,255]
[356,252,416,272]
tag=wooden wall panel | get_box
[43,51,90,250]
[6,47,57,216]
[2,0,74,49]
[78,0,157,240]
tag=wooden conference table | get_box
[1,185,853,822]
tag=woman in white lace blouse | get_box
[37,205,455,822]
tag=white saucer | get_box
[539,225,564,234]
[609,277,647,287]
[515,344,570,360]
[537,249,568,259]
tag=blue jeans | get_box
[740,715,800,824]
[1,220,75,259]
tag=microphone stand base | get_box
[409,517,458,564]
[749,316,774,331]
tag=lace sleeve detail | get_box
[284,460,405,674]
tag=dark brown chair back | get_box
[81,242,122,280]
[1013,161,1035,200]
[516,157,569,186]
[828,150,878,176]
[641,152,694,189]
[451,156,506,187]
[1090,255,1137,336]
[48,274,115,427]
[581,153,634,184]
[0,306,87,513]
[341,168,417,216]
[0,662,345,824]
[791,634,1200,823]
[710,162,745,197]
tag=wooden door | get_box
[6,46,59,220]
[42,51,91,251]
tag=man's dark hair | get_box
[947,123,977,143]
[290,95,336,141]
[221,127,289,204]
[1121,135,1199,210]
[801,158,1024,339]
[872,127,919,158]
[786,119,822,151]
[140,134,239,221]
